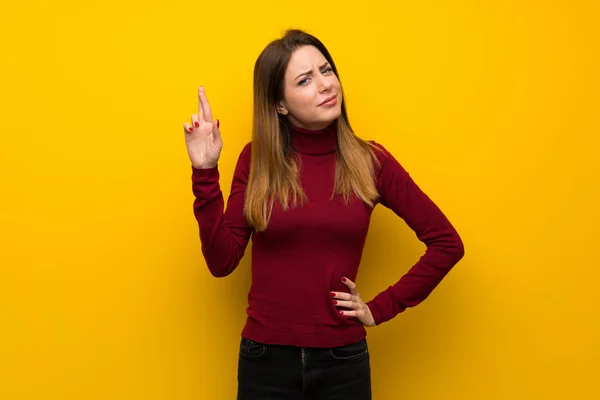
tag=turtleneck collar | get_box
[288,120,338,155]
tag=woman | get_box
[182,29,464,400]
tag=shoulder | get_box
[238,142,252,164]
[365,140,398,167]
[365,140,411,181]
[366,140,390,156]
[239,141,252,159]
[233,141,252,180]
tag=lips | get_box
[319,95,337,106]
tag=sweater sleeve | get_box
[365,142,465,325]
[191,143,253,277]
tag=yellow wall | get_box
[1,0,598,398]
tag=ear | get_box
[277,102,289,115]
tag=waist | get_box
[240,307,367,348]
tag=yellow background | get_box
[1,0,599,398]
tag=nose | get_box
[317,75,333,92]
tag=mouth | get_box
[319,95,338,106]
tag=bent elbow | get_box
[206,260,237,278]
[209,268,233,278]
[202,243,243,278]
[451,235,465,264]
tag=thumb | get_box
[342,277,359,296]
[212,119,222,143]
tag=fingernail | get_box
[330,292,335,297]
[339,311,344,315]
[194,121,199,127]
[188,127,194,132]
[217,119,220,128]
[341,277,347,282]
[332,300,337,305]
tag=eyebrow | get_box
[295,62,330,81]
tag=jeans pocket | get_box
[329,338,369,361]
[239,337,267,360]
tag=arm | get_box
[365,142,465,325]
[191,143,253,277]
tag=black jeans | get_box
[237,337,371,400]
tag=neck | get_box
[288,120,338,155]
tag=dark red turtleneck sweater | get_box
[191,122,464,348]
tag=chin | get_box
[330,108,342,120]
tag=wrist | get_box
[192,163,217,170]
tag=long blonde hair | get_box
[245,29,382,232]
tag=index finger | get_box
[198,86,214,122]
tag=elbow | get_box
[201,239,245,278]
[434,232,465,267]
[203,249,239,278]
[451,234,465,264]
[206,259,237,278]
[209,268,233,278]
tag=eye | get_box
[297,68,333,86]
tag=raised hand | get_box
[183,86,223,169]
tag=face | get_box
[277,45,342,130]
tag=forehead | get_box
[286,45,327,73]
